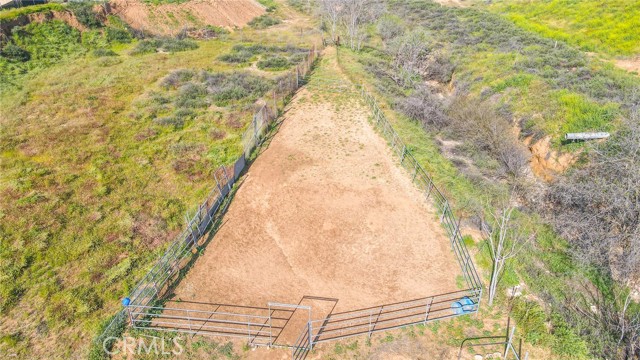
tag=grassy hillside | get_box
[484,0,640,57]
[389,0,639,145]
[332,0,640,357]
[0,2,318,358]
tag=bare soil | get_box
[615,56,640,75]
[169,49,462,349]
[108,0,265,36]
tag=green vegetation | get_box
[257,54,290,70]
[380,0,639,145]
[0,2,319,356]
[218,43,308,71]
[486,0,640,56]
[257,0,278,12]
[248,14,281,29]
[68,2,101,28]
[338,45,595,359]
[0,14,135,89]
[130,38,199,55]
[0,3,64,21]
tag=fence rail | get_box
[94,46,483,359]
[93,44,320,355]
[359,86,483,293]
[289,84,484,356]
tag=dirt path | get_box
[170,47,461,346]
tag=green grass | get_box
[486,0,640,56]
[0,20,137,89]
[257,0,278,12]
[337,45,595,359]
[0,3,64,21]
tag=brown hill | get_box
[108,0,265,36]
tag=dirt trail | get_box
[170,48,461,352]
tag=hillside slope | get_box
[109,0,265,35]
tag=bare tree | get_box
[318,0,342,44]
[342,0,382,51]
[388,29,430,86]
[482,205,532,306]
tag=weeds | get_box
[131,38,198,55]
[257,55,291,70]
[248,14,281,29]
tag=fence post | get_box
[273,89,277,113]
[424,297,433,324]
[186,309,192,332]
[400,146,407,163]
[440,201,449,223]
[222,166,232,193]
[253,114,258,147]
[307,322,313,349]
[425,180,434,200]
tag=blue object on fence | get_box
[451,301,463,314]
[122,297,131,307]
[451,297,476,315]
[460,296,476,312]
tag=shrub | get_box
[105,27,132,43]
[130,39,158,55]
[131,38,198,55]
[161,38,198,52]
[257,55,290,70]
[161,69,196,88]
[218,51,253,63]
[0,44,30,62]
[206,72,272,104]
[397,85,449,127]
[69,2,101,28]
[203,25,230,37]
[377,15,405,42]
[153,116,183,128]
[257,0,277,12]
[248,15,281,29]
[92,48,117,57]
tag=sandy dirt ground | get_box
[168,48,462,351]
[108,0,265,35]
[615,57,640,75]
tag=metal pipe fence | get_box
[289,85,485,357]
[93,44,320,355]
[359,86,483,293]
[94,45,484,359]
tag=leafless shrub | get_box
[388,29,430,86]
[160,69,196,89]
[447,94,530,179]
[397,85,449,128]
[376,16,404,43]
[424,51,455,83]
[573,281,640,358]
[547,110,640,281]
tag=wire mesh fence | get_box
[92,44,320,357]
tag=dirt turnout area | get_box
[171,50,461,330]
[109,0,265,35]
